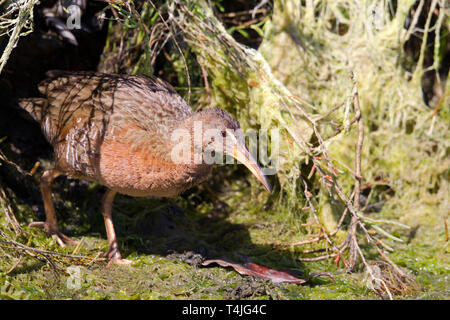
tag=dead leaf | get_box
[202,259,310,284]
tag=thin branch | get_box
[347,70,364,270]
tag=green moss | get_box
[1,173,448,299]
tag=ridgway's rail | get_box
[19,70,271,265]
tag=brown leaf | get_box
[202,259,308,284]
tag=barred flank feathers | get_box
[17,98,47,122]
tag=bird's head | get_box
[189,108,272,193]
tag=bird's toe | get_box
[29,221,78,247]
[107,258,133,266]
[54,231,79,247]
[106,248,132,266]
[28,221,46,228]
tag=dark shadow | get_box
[64,183,310,276]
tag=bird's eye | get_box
[221,130,226,137]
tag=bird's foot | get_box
[28,221,79,247]
[106,248,132,266]
[107,258,132,266]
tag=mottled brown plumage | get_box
[19,71,271,264]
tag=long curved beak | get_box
[230,145,272,193]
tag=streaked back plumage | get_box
[19,71,193,182]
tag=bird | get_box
[18,70,272,265]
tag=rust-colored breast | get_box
[97,125,211,196]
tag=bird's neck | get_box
[126,111,210,166]
[167,112,205,165]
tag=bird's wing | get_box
[37,70,193,143]
[35,71,193,178]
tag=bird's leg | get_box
[102,189,131,265]
[29,168,78,247]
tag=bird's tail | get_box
[17,98,47,122]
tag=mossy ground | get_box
[0,165,447,300]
